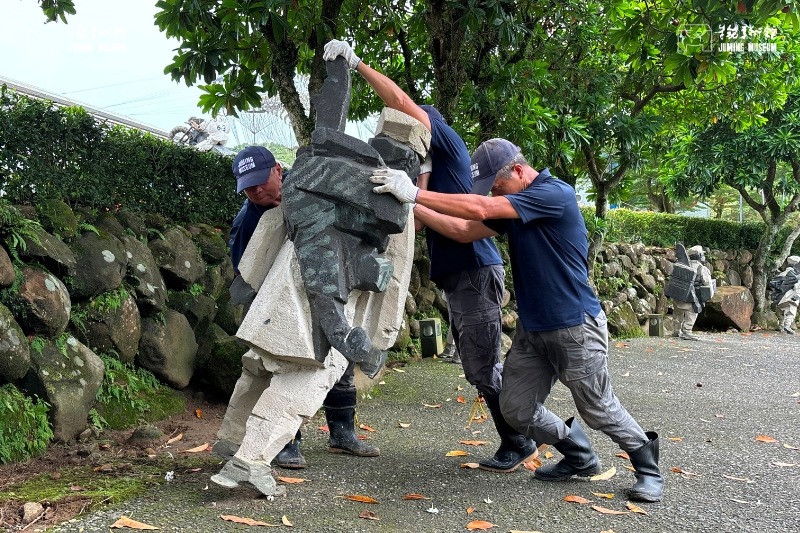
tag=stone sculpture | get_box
[210,57,428,495]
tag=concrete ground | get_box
[53,331,800,533]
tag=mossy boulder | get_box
[37,199,78,239]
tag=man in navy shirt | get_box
[324,41,537,473]
[224,146,379,469]
[369,138,664,503]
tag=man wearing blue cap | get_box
[369,138,664,503]
[223,145,380,469]
[323,40,537,473]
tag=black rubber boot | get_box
[534,417,601,481]
[274,430,307,469]
[324,389,380,457]
[478,393,537,472]
[627,431,664,502]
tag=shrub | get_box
[0,384,53,464]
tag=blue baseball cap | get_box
[469,138,521,195]
[232,146,276,193]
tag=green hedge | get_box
[584,207,772,251]
[0,87,239,225]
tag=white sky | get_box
[1,0,207,133]
[0,0,377,145]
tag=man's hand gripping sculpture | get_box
[370,168,419,204]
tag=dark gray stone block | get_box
[312,57,351,132]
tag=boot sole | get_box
[274,462,307,469]
[628,491,662,503]
[534,465,601,481]
[477,450,539,473]
[327,447,380,457]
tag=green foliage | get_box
[591,207,765,250]
[0,199,42,262]
[0,384,53,464]
[94,354,177,430]
[0,88,239,225]
[188,283,204,297]
[29,335,46,355]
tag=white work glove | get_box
[370,167,419,204]
[419,154,433,175]
[323,39,361,70]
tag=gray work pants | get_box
[673,301,698,335]
[440,265,504,396]
[499,311,648,452]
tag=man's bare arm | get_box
[355,62,431,131]
[413,205,497,243]
[415,189,521,222]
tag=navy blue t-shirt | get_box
[229,199,273,273]
[425,111,501,283]
[482,169,601,332]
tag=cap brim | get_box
[470,175,495,196]
[236,172,270,193]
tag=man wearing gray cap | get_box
[220,146,379,470]
[370,138,663,503]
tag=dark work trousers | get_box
[499,311,649,452]
[440,265,505,397]
[329,361,356,394]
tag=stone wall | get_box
[0,202,770,440]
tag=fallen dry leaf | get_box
[589,466,617,481]
[183,443,210,453]
[543,451,554,459]
[722,474,753,483]
[357,435,369,440]
[70,485,85,492]
[466,520,498,530]
[523,458,542,471]
[459,440,489,446]
[730,498,756,504]
[318,425,329,432]
[460,462,481,469]
[591,492,614,499]
[783,443,799,450]
[359,424,377,432]
[714,414,725,419]
[220,515,277,527]
[277,476,307,484]
[166,433,183,445]
[281,515,293,527]
[623,465,635,472]
[423,403,442,408]
[771,461,797,467]
[564,495,591,504]
[621,371,630,377]
[615,452,630,460]
[668,436,683,442]
[402,493,429,500]
[393,368,406,373]
[398,422,411,428]
[340,494,379,504]
[359,510,379,521]
[755,435,778,443]
[446,450,470,457]
[591,505,630,515]
[626,502,648,515]
[671,466,701,478]
[194,408,203,419]
[457,396,466,403]
[110,516,159,530]
[466,507,475,514]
